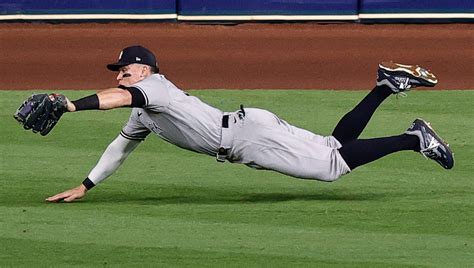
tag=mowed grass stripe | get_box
[1,237,412,268]
[2,206,472,266]
[1,90,473,267]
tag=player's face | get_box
[116,64,151,87]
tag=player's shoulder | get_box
[134,74,169,88]
[138,73,163,84]
[133,74,184,104]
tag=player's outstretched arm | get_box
[66,88,132,112]
[46,135,141,203]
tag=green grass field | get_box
[1,90,473,267]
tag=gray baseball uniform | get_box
[121,74,350,181]
[63,45,451,199]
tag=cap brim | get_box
[106,62,128,71]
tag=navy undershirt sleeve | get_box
[118,85,146,108]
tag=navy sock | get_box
[332,85,392,145]
[338,134,420,170]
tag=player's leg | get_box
[339,118,454,170]
[332,62,438,144]
[230,108,350,181]
[338,134,419,169]
[331,85,392,144]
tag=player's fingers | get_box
[45,195,64,202]
[64,193,81,202]
[45,191,71,202]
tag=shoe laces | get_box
[394,77,411,98]
[420,137,441,159]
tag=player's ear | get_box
[140,65,151,77]
[139,66,146,78]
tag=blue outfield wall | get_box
[360,0,473,14]
[178,0,358,16]
[0,0,177,20]
[0,0,472,21]
[359,0,474,21]
[177,0,359,21]
[0,0,176,14]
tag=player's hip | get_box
[217,111,350,181]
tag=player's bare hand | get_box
[46,185,87,202]
[64,96,76,112]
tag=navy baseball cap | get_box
[107,45,158,71]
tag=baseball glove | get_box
[14,93,68,136]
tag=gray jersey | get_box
[120,74,350,182]
[121,74,223,156]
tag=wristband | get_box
[82,177,96,190]
[72,94,100,111]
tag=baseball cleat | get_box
[377,62,438,93]
[405,118,454,169]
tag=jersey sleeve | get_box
[121,108,151,141]
[131,74,171,112]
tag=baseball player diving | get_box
[14,45,453,202]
